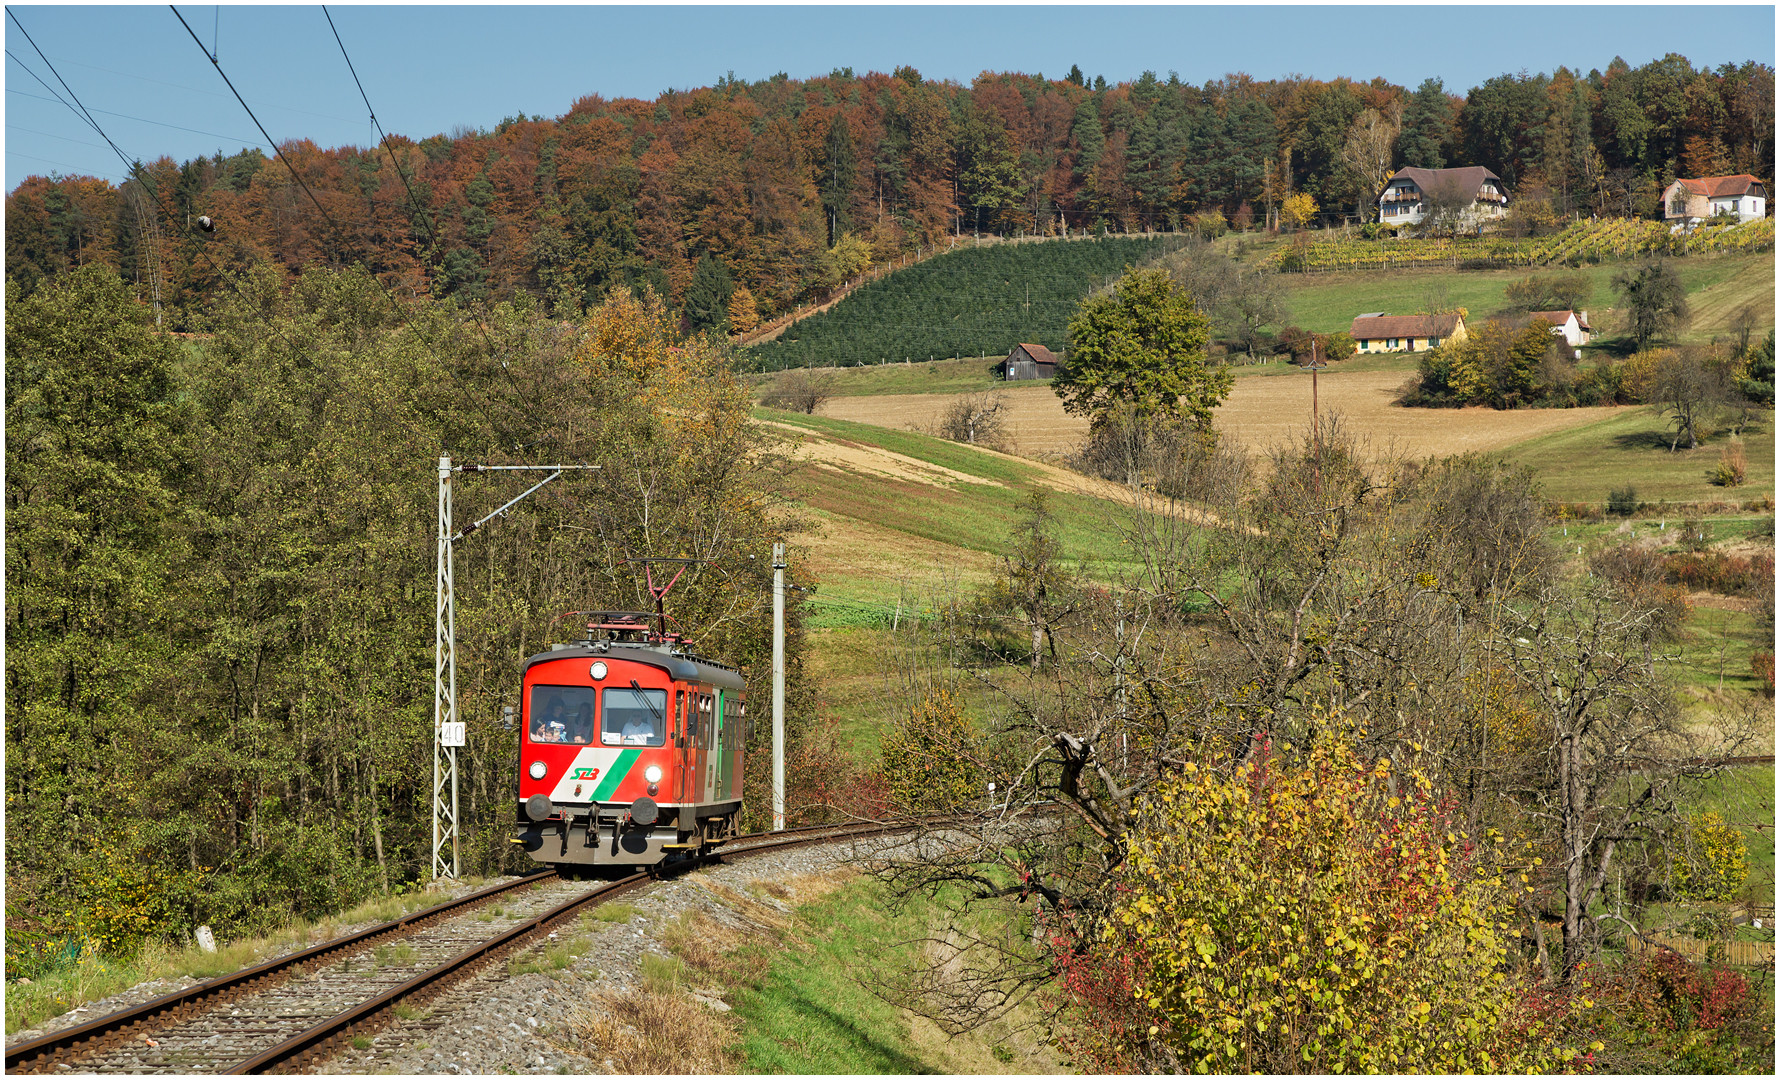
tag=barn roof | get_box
[1014,343,1060,365]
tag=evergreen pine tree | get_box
[684,255,735,333]
[821,113,855,246]
[1399,78,1454,170]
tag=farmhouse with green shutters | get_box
[1350,312,1468,354]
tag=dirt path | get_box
[816,371,1628,459]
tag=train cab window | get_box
[529,686,596,745]
[602,687,668,747]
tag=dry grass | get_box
[796,504,997,600]
[818,372,1627,460]
[565,869,860,1074]
[571,990,739,1074]
[5,886,462,1034]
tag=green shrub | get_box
[1607,485,1639,516]
[1668,811,1750,901]
[880,689,982,814]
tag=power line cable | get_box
[168,5,360,266]
[321,7,445,260]
[9,10,510,459]
[169,3,458,369]
[7,149,123,178]
[5,88,267,146]
[41,52,367,126]
[16,9,431,418]
[319,5,547,425]
[4,35,128,164]
[6,122,111,150]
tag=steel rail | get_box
[230,819,938,1073]
[3,870,557,1074]
[6,818,935,1075]
[227,872,656,1074]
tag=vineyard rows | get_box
[1272,216,1774,273]
[742,235,1183,371]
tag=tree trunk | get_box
[368,766,388,891]
[1560,731,1588,978]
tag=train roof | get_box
[522,642,746,691]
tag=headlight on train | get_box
[644,765,663,783]
[529,760,547,780]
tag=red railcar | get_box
[513,629,746,868]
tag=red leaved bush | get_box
[1043,911,1161,1073]
[1661,551,1774,595]
[1555,951,1773,1073]
[1753,651,1775,695]
[784,714,887,824]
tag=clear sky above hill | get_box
[6,4,1773,192]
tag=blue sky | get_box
[6,5,1774,192]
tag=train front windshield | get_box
[529,686,596,745]
[602,687,668,746]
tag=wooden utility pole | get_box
[1305,340,1327,502]
[772,543,786,831]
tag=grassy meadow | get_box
[1504,410,1774,504]
[1271,251,1773,341]
[727,875,1061,1074]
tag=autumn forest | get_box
[6,53,1774,333]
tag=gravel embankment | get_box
[10,836,890,1075]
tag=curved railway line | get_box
[5,820,910,1075]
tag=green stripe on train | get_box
[592,748,641,802]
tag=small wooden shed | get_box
[1000,343,1060,380]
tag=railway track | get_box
[5,819,905,1075]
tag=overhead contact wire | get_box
[320,5,548,428]
[5,17,137,168]
[169,4,449,366]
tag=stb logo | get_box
[571,767,602,781]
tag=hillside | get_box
[743,235,1183,370]
[1271,250,1775,344]
[9,52,1768,336]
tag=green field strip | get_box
[1279,253,1772,340]
[761,408,1048,486]
[788,465,1135,568]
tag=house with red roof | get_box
[1529,310,1591,349]
[1349,311,1468,354]
[1662,175,1767,225]
[1376,167,1509,228]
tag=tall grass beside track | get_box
[4,885,477,1035]
[726,875,1061,1074]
